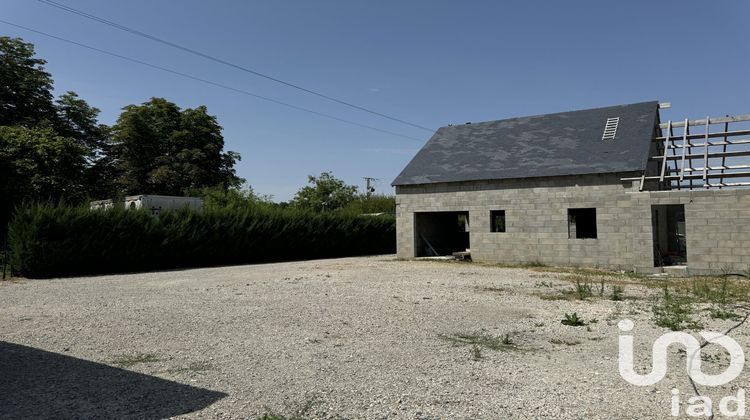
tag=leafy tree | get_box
[291,171,358,212]
[0,37,56,127]
[54,91,111,153]
[54,91,117,199]
[0,126,88,232]
[0,38,101,239]
[0,38,117,203]
[113,98,242,195]
[0,38,245,244]
[113,98,180,194]
[188,184,273,210]
[339,194,396,215]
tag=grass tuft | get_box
[111,353,160,368]
[479,286,507,293]
[521,261,546,268]
[561,312,587,327]
[471,344,482,361]
[573,278,594,300]
[550,338,581,346]
[439,331,518,352]
[610,285,624,301]
[258,398,319,420]
[652,287,702,331]
[708,306,742,321]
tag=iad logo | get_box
[618,319,744,386]
[618,319,746,417]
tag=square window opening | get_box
[568,208,597,239]
[490,210,506,232]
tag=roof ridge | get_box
[440,100,659,130]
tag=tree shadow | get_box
[0,341,226,418]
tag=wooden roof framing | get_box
[623,113,750,190]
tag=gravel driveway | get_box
[1,256,748,419]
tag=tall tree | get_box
[0,37,106,238]
[54,91,110,152]
[0,126,88,231]
[54,91,116,198]
[113,98,242,195]
[291,172,358,212]
[0,38,116,201]
[0,37,56,127]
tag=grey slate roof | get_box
[392,101,659,186]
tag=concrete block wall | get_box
[633,189,750,275]
[395,173,750,274]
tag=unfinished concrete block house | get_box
[392,101,750,274]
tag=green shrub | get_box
[708,305,741,321]
[610,285,624,301]
[652,287,702,331]
[574,279,594,300]
[8,204,396,278]
[338,194,395,216]
[561,312,586,326]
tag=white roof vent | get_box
[602,117,620,140]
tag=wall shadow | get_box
[0,341,226,419]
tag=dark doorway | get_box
[651,204,687,266]
[414,211,470,256]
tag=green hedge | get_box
[9,205,395,278]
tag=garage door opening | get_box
[414,211,470,257]
[652,204,687,267]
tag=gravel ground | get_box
[1,256,749,419]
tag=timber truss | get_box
[623,113,750,191]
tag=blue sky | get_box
[3,1,749,201]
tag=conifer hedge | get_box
[8,205,395,278]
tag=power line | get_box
[36,0,434,133]
[0,19,424,142]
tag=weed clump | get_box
[652,287,702,331]
[561,312,587,326]
[439,331,518,352]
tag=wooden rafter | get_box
[657,114,750,129]
[659,120,671,183]
[720,122,730,188]
[702,117,709,184]
[680,119,688,184]
[628,111,750,191]
[654,129,750,141]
